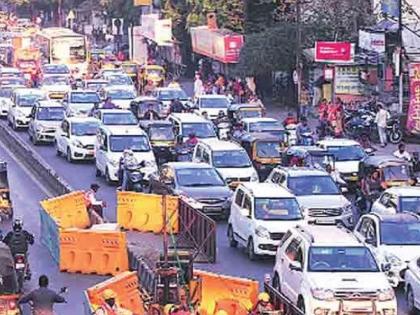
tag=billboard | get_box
[407,63,420,135]
[359,30,385,53]
[334,66,365,96]
[315,42,352,63]
[138,14,172,46]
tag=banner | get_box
[407,63,420,134]
[134,0,152,5]
[359,30,385,53]
[381,0,400,18]
[138,14,173,46]
[334,66,365,96]
[315,42,352,63]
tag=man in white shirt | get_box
[193,74,204,99]
[374,103,390,147]
[393,143,411,161]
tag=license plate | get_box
[15,263,25,269]
[342,301,373,312]
[347,176,358,181]
[314,218,336,224]
[204,206,221,212]
[88,150,94,155]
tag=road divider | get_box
[117,192,179,233]
[0,121,72,196]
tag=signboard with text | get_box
[334,66,365,96]
[315,41,352,63]
[359,30,385,53]
[407,63,420,135]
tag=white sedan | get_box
[406,256,420,314]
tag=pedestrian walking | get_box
[193,74,204,99]
[375,103,390,147]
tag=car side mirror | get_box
[381,263,391,272]
[365,237,377,247]
[341,186,348,193]
[289,261,302,272]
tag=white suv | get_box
[228,182,303,260]
[273,224,397,314]
[354,212,420,287]
[266,167,353,227]
[405,256,420,314]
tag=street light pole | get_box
[296,0,302,118]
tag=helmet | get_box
[102,289,117,300]
[258,292,270,303]
[13,218,23,232]
[218,110,225,118]
[215,311,228,315]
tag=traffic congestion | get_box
[0,9,419,315]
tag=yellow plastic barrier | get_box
[117,192,179,234]
[59,229,129,275]
[86,271,144,314]
[192,270,259,315]
[40,191,90,229]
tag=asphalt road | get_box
[0,107,411,314]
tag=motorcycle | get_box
[14,253,30,292]
[123,162,146,192]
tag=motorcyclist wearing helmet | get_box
[94,289,132,315]
[250,292,274,315]
[2,219,34,256]
[120,149,144,191]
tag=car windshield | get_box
[238,109,261,119]
[108,75,132,86]
[400,197,420,214]
[71,122,98,136]
[326,145,366,161]
[308,153,335,169]
[110,135,150,152]
[107,89,135,100]
[0,78,25,86]
[150,126,175,141]
[158,89,188,100]
[380,222,420,245]
[288,175,340,196]
[183,123,216,139]
[200,97,229,109]
[256,141,281,158]
[70,92,100,103]
[382,165,410,181]
[87,82,107,90]
[42,76,69,86]
[36,107,65,121]
[102,113,137,125]
[43,65,69,74]
[0,88,12,98]
[176,168,225,187]
[249,121,282,132]
[308,247,379,272]
[17,94,45,107]
[212,150,251,168]
[255,198,302,220]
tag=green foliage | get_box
[244,0,276,34]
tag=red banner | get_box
[406,63,420,135]
[315,41,352,62]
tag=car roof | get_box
[240,182,295,198]
[36,100,63,108]
[98,109,133,114]
[104,87,135,93]
[385,186,420,196]
[166,162,215,170]
[317,138,360,146]
[13,88,46,95]
[241,132,285,142]
[297,225,361,246]
[197,94,228,99]
[169,113,209,123]
[101,125,146,136]
[368,212,420,223]
[275,166,328,177]
[133,96,159,102]
[66,116,98,123]
[363,155,406,166]
[69,89,98,94]
[242,117,278,123]
[199,139,243,151]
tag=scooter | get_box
[124,163,146,192]
[14,253,30,292]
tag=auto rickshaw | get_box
[0,243,20,315]
[140,65,165,88]
[130,96,164,120]
[0,161,12,220]
[359,155,415,190]
[228,103,264,125]
[121,61,140,85]
[240,133,286,180]
[140,120,176,164]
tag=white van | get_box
[194,94,230,120]
[95,125,157,183]
[168,113,217,143]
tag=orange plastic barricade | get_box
[40,191,90,229]
[86,271,144,314]
[193,270,259,315]
[59,229,129,276]
[117,192,179,234]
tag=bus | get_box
[36,27,89,77]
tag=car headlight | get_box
[384,253,403,267]
[311,288,335,301]
[378,288,395,301]
[71,139,84,148]
[251,172,259,182]
[255,226,270,239]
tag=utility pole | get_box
[398,0,404,113]
[296,0,302,118]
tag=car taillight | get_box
[8,300,16,310]
[15,255,25,263]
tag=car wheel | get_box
[272,273,281,292]
[297,297,305,313]
[407,286,419,315]
[227,225,238,248]
[247,238,257,261]
[7,118,11,127]
[55,142,61,156]
[105,168,112,183]
[30,133,38,145]
[95,166,101,177]
[66,149,74,163]
[12,118,18,131]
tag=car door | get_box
[372,192,391,214]
[28,105,37,136]
[237,193,252,242]
[230,188,245,236]
[192,144,204,163]
[95,129,107,173]
[56,120,68,152]
[202,148,211,166]
[281,237,303,302]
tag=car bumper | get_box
[308,298,397,315]
[14,117,30,127]
[186,199,230,217]
[307,212,353,228]
[71,146,95,160]
[254,236,280,255]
